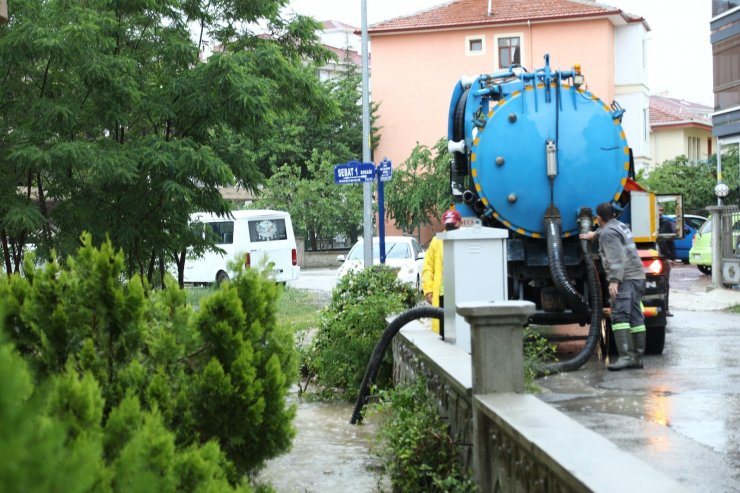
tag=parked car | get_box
[336,236,425,290]
[689,215,740,275]
[182,210,299,285]
[663,214,707,263]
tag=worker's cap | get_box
[442,209,462,224]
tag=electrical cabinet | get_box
[438,225,508,353]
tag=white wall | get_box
[614,91,651,171]
[614,23,648,87]
[614,23,650,172]
[321,28,361,53]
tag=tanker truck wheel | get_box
[646,326,665,355]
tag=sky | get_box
[286,0,714,107]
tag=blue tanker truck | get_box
[446,55,676,365]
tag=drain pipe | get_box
[538,208,603,375]
[350,306,444,424]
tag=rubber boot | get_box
[608,329,636,371]
[631,331,646,369]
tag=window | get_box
[688,136,701,161]
[642,38,648,69]
[205,221,234,244]
[643,108,649,142]
[248,218,288,242]
[465,35,485,56]
[497,36,520,69]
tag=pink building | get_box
[368,0,650,243]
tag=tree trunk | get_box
[309,229,318,251]
[159,254,166,288]
[1,228,11,275]
[146,248,156,284]
[176,250,186,288]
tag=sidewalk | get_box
[671,286,740,311]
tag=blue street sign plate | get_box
[334,161,376,184]
[378,159,392,182]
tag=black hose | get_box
[538,211,603,375]
[545,218,588,314]
[452,88,470,177]
[349,306,444,424]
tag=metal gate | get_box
[718,206,740,285]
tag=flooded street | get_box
[260,272,388,492]
[257,395,389,492]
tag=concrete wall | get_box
[294,238,349,268]
[393,318,689,492]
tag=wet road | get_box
[538,308,740,492]
[257,397,389,493]
[283,266,740,492]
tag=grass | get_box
[277,287,328,333]
[727,304,740,313]
[184,284,327,333]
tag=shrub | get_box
[371,378,477,493]
[0,235,297,486]
[0,331,253,493]
[307,265,417,399]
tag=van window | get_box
[205,221,234,244]
[248,218,288,242]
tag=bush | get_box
[0,234,297,487]
[0,331,253,493]
[306,265,417,399]
[371,378,477,493]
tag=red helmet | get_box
[442,209,462,224]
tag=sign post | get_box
[333,161,376,185]
[377,159,392,264]
[334,158,392,263]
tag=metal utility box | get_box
[437,225,508,353]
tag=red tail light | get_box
[642,258,664,275]
[244,252,251,268]
[292,248,297,266]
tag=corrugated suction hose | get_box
[350,306,444,424]
[539,209,603,375]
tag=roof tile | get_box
[369,0,642,33]
[650,95,712,127]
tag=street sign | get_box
[378,159,392,182]
[334,161,376,184]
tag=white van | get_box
[183,209,300,285]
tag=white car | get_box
[336,236,426,290]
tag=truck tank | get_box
[447,55,667,367]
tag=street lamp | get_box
[715,182,730,204]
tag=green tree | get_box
[385,138,452,235]
[0,236,297,482]
[0,0,334,283]
[637,145,740,213]
[255,149,363,250]
[0,333,254,492]
[253,64,380,250]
